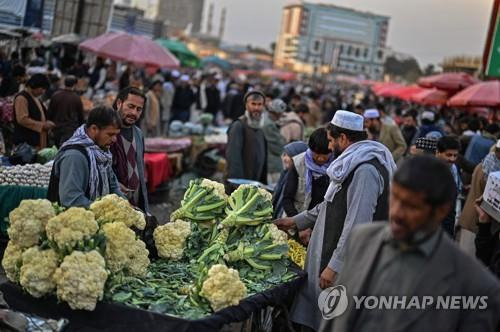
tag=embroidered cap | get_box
[331,110,364,132]
[415,137,438,152]
[268,99,287,113]
[422,111,435,122]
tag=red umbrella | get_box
[410,88,449,106]
[417,72,479,91]
[373,83,403,96]
[447,81,500,108]
[80,31,179,68]
[380,85,425,101]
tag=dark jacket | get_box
[172,86,195,111]
[476,222,500,279]
[47,89,84,146]
[13,91,46,147]
[282,166,329,217]
[226,116,267,184]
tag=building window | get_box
[314,40,320,51]
[347,46,352,56]
[339,44,344,54]
[355,48,360,58]
[377,50,383,59]
[363,48,369,58]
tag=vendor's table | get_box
[0,269,306,332]
[0,185,47,237]
[145,137,192,153]
[144,153,173,192]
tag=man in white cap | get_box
[263,99,287,183]
[171,74,195,123]
[364,108,407,162]
[275,110,396,331]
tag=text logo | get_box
[318,285,349,319]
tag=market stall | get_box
[0,180,308,331]
[0,268,305,332]
[144,152,174,192]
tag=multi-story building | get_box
[0,0,55,34]
[110,5,164,39]
[156,0,204,35]
[442,55,481,75]
[51,0,113,38]
[274,2,390,79]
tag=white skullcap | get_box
[421,111,435,122]
[363,109,380,119]
[180,75,190,82]
[331,110,364,132]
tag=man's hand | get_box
[273,217,296,231]
[299,228,312,246]
[474,197,491,224]
[320,267,337,290]
[43,120,56,130]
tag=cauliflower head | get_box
[268,224,288,245]
[200,179,227,200]
[19,247,59,298]
[46,207,98,250]
[153,220,191,260]
[90,194,145,230]
[1,241,24,283]
[53,250,108,311]
[8,199,56,248]
[101,222,150,277]
[200,264,247,311]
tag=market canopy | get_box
[447,80,500,108]
[377,85,425,101]
[80,32,179,68]
[410,88,449,106]
[417,72,479,91]
[156,38,200,68]
[52,33,83,44]
[261,69,297,81]
[202,55,232,70]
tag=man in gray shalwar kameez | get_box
[275,110,396,331]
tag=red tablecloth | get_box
[144,152,173,192]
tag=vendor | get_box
[47,106,124,208]
[13,73,55,149]
[111,87,149,213]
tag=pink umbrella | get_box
[417,72,478,91]
[80,31,179,68]
[447,81,500,108]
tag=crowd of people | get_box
[1,46,500,331]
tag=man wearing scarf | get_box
[48,106,124,207]
[110,87,149,213]
[275,110,396,331]
[226,90,268,184]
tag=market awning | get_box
[410,88,449,106]
[80,32,180,68]
[261,69,297,81]
[202,56,232,70]
[52,33,83,45]
[447,80,499,108]
[417,72,479,91]
[156,38,200,68]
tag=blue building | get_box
[274,2,390,79]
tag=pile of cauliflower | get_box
[90,194,146,230]
[199,264,247,312]
[153,219,192,261]
[1,195,150,311]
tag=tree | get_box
[384,56,422,82]
[423,64,436,76]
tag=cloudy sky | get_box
[205,0,494,67]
